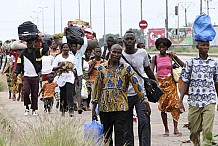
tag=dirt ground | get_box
[0,91,217,146]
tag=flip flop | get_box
[163,133,169,137]
[174,132,182,137]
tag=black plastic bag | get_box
[66,25,84,45]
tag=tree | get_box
[98,33,120,47]
[128,28,144,43]
[98,28,144,47]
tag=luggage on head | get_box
[18,21,39,41]
[66,25,84,45]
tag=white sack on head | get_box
[11,40,27,50]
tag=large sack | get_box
[66,25,84,45]
[193,14,216,41]
[11,40,27,50]
[18,21,39,41]
[87,38,98,50]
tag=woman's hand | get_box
[168,52,177,58]
[178,101,185,113]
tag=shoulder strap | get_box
[121,54,144,79]
[155,55,157,72]
[82,57,84,71]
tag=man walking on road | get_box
[92,44,148,146]
[121,30,156,146]
[15,33,49,116]
[179,40,218,146]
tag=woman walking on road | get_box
[150,38,184,137]
[52,43,78,117]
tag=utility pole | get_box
[180,2,194,27]
[140,0,144,43]
[78,0,81,19]
[60,0,63,32]
[200,0,203,14]
[103,0,106,43]
[120,0,122,37]
[207,0,209,15]
[33,10,41,29]
[53,0,56,34]
[90,0,92,28]
[205,0,215,16]
[166,0,169,38]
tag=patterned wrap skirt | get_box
[157,75,180,121]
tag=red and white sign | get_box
[148,28,165,46]
[139,20,148,29]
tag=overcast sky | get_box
[0,0,217,41]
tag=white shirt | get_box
[41,55,54,74]
[74,37,88,76]
[101,46,109,58]
[52,53,76,87]
[120,49,150,96]
[23,56,38,77]
[83,59,89,71]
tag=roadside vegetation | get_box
[147,46,218,54]
[0,109,99,146]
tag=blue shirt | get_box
[180,55,218,107]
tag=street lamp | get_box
[78,0,81,19]
[39,6,48,33]
[90,0,92,28]
[30,16,34,22]
[53,0,56,34]
[120,0,122,37]
[33,10,41,28]
[60,0,63,32]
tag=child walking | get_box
[39,72,58,113]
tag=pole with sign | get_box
[139,20,148,44]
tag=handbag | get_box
[171,57,182,83]
[122,55,164,103]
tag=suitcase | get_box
[18,21,39,41]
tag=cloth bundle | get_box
[193,13,216,42]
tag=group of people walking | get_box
[0,27,217,146]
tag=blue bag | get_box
[84,120,104,144]
[193,14,216,42]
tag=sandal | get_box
[173,132,182,137]
[69,110,74,117]
[78,109,83,114]
[163,133,169,137]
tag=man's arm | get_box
[178,81,189,112]
[77,36,88,54]
[144,66,156,80]
[215,84,218,95]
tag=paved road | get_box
[0,90,217,146]
[0,54,218,145]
